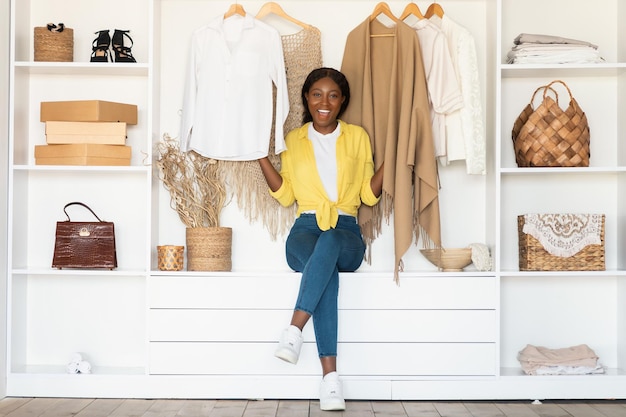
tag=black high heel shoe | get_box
[90,30,111,62]
[111,29,137,63]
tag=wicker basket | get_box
[518,214,605,271]
[157,245,185,271]
[34,26,73,62]
[512,80,590,167]
[186,227,232,271]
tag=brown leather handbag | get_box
[52,202,117,269]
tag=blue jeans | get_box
[285,214,366,357]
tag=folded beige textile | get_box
[518,344,599,375]
[514,33,598,49]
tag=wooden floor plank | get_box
[557,401,609,417]
[371,400,407,415]
[587,401,626,417]
[402,401,441,417]
[174,399,218,417]
[433,402,474,417]
[74,399,127,417]
[493,402,541,417]
[242,400,279,417]
[463,401,505,417]
[5,398,64,417]
[207,400,248,417]
[523,401,572,417]
[142,399,188,417]
[108,399,156,417]
[0,398,34,416]
[275,400,310,417]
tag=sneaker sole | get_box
[320,400,346,411]
[274,348,298,364]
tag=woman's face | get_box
[305,76,345,135]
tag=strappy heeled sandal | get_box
[111,29,137,63]
[90,30,111,63]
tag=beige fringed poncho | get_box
[220,26,323,239]
[340,17,442,282]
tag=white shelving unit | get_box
[5,0,626,401]
[7,0,156,395]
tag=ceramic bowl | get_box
[420,248,473,272]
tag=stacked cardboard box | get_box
[35,100,137,166]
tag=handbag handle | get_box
[62,202,105,222]
[530,85,558,109]
[543,79,573,102]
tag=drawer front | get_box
[149,275,497,309]
[149,342,496,376]
[150,309,496,343]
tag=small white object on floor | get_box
[66,352,92,374]
[532,400,543,405]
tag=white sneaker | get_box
[319,372,346,411]
[274,325,303,364]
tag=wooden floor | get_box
[0,398,625,417]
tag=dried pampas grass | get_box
[156,133,227,228]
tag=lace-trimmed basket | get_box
[518,214,605,271]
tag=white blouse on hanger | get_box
[430,14,486,175]
[408,18,463,160]
[180,13,289,161]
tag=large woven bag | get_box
[512,80,590,167]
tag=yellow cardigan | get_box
[270,121,380,231]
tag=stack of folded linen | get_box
[507,33,605,64]
[518,344,605,375]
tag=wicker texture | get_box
[157,245,185,271]
[512,80,590,167]
[34,26,73,62]
[518,215,605,271]
[186,227,232,271]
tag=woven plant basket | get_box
[34,26,74,62]
[518,215,605,271]
[186,227,232,271]
[157,245,185,271]
[512,80,590,167]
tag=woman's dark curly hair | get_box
[301,67,351,124]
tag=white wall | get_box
[1,0,10,399]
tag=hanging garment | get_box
[430,14,486,175]
[220,26,323,239]
[180,13,289,161]
[408,18,464,160]
[340,17,441,281]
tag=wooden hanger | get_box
[400,2,425,20]
[369,2,399,22]
[224,3,246,18]
[425,2,445,18]
[255,2,311,29]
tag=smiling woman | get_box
[256,67,384,411]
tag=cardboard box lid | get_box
[40,100,138,124]
[34,144,132,158]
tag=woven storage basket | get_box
[512,80,590,167]
[34,26,74,62]
[186,227,232,271]
[518,214,605,271]
[157,245,185,271]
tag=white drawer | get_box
[149,274,497,309]
[150,309,496,343]
[149,342,496,376]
